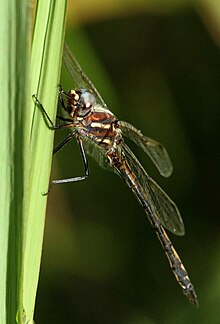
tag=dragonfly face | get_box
[66,88,96,118]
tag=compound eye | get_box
[77,90,95,116]
[80,91,96,110]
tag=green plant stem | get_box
[22,1,67,322]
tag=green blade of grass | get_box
[0,1,29,323]
[0,0,67,322]
[22,0,67,322]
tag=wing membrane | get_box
[121,143,185,236]
[63,43,107,107]
[81,135,113,173]
[119,121,173,177]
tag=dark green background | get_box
[36,6,220,324]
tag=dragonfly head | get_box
[66,89,96,118]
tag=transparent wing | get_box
[81,135,113,173]
[63,43,107,107]
[121,143,185,236]
[119,121,173,177]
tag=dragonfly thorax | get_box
[66,89,96,118]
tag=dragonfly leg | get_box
[58,84,67,109]
[58,84,73,109]
[56,115,73,123]
[44,134,89,194]
[53,132,76,155]
[33,94,73,130]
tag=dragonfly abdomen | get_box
[147,208,198,306]
[109,151,198,307]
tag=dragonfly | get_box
[33,43,198,307]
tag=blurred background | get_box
[36,1,220,323]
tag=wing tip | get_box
[160,165,173,178]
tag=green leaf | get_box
[22,1,67,322]
[0,0,67,323]
[0,1,29,323]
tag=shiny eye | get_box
[78,90,96,116]
[80,91,96,108]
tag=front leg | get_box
[58,84,73,109]
[33,94,73,129]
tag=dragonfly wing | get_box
[63,43,107,108]
[81,135,113,173]
[121,143,185,236]
[119,121,173,177]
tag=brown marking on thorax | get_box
[77,110,121,149]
